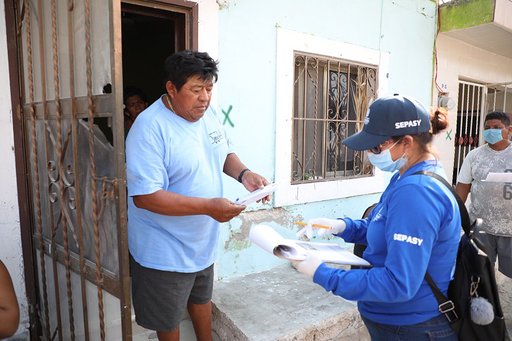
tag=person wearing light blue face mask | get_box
[294,95,460,340]
[456,111,512,279]
[365,138,406,172]
[483,127,505,145]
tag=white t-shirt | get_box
[126,97,233,271]
[457,143,512,236]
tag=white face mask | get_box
[367,140,407,172]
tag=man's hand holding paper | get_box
[235,183,277,206]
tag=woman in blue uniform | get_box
[294,95,460,340]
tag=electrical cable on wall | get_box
[433,0,444,94]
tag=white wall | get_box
[0,2,29,338]
[197,0,219,59]
[434,34,512,183]
[495,0,512,28]
[213,0,439,278]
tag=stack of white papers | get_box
[235,183,278,205]
[249,224,371,266]
[483,172,512,182]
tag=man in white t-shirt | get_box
[456,111,512,278]
[126,51,269,341]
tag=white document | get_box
[235,183,278,205]
[249,224,371,266]
[483,172,512,182]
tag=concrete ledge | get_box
[212,264,370,341]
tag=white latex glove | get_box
[296,217,346,239]
[291,253,323,279]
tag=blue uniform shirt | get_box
[313,160,460,325]
[126,98,232,272]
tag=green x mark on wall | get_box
[222,105,234,127]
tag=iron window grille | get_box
[292,53,378,184]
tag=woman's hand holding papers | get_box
[296,218,346,239]
[291,253,323,279]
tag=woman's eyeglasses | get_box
[368,145,382,154]
[368,138,403,155]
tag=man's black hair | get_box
[123,86,148,105]
[485,111,511,126]
[164,50,219,91]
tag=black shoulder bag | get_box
[414,170,508,341]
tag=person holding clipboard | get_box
[293,95,460,340]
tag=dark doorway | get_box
[121,3,187,104]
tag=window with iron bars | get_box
[292,53,378,184]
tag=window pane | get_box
[292,53,376,183]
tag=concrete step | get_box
[131,265,511,340]
[212,264,370,341]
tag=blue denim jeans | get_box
[362,314,457,341]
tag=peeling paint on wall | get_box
[214,207,313,279]
[224,207,304,251]
[216,0,230,10]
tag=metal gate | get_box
[9,0,130,339]
[452,80,512,184]
[6,0,198,339]
[487,82,512,115]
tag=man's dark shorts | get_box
[130,256,214,332]
[475,232,512,278]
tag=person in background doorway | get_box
[294,95,460,340]
[125,50,269,341]
[0,260,19,339]
[455,111,512,278]
[123,86,148,136]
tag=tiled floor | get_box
[132,318,220,341]
[132,319,192,340]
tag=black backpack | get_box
[415,170,508,341]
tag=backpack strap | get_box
[412,170,471,235]
[424,272,459,323]
[412,170,470,324]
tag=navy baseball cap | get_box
[342,94,431,151]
